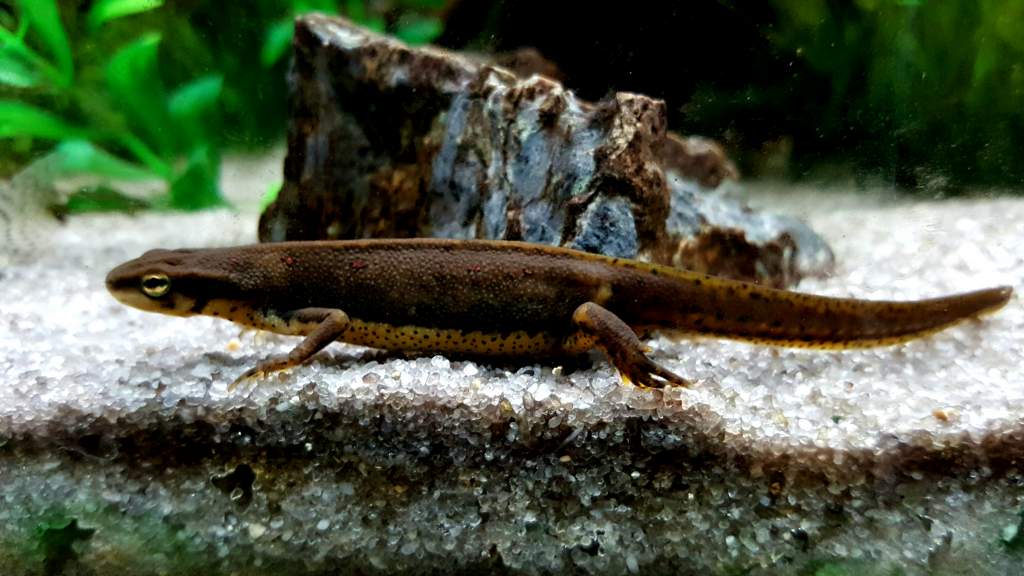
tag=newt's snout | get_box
[105,262,132,296]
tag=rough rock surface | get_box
[1,180,1022,573]
[258,15,831,287]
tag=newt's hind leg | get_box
[569,302,689,388]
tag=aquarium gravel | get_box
[1,191,1023,574]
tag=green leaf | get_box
[261,19,293,68]
[0,28,66,88]
[364,17,386,34]
[63,185,152,214]
[36,517,95,575]
[296,0,340,13]
[105,33,172,155]
[168,146,224,210]
[0,47,39,87]
[87,0,164,30]
[345,0,367,22]
[54,140,156,181]
[18,0,73,86]
[0,100,88,140]
[166,75,222,150]
[116,132,172,179]
[260,180,282,211]
[168,75,223,120]
[14,9,31,40]
[394,17,442,45]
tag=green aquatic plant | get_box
[765,0,1024,188]
[1,0,225,211]
[35,516,95,575]
[262,0,445,68]
[1,0,445,214]
[669,0,1024,189]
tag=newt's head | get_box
[106,248,238,317]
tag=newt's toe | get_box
[618,355,690,389]
[228,367,264,392]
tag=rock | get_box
[259,14,833,287]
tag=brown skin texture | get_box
[106,239,1013,389]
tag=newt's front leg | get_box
[230,308,350,390]
[569,302,689,389]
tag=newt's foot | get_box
[227,366,266,392]
[610,348,692,387]
[227,354,293,392]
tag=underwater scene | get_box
[1,1,1023,574]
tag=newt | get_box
[105,239,1013,389]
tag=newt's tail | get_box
[660,276,1013,349]
[763,285,1014,348]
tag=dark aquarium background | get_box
[2,0,1022,214]
[438,0,1024,191]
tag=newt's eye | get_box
[141,273,171,298]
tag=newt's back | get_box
[106,238,1012,387]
